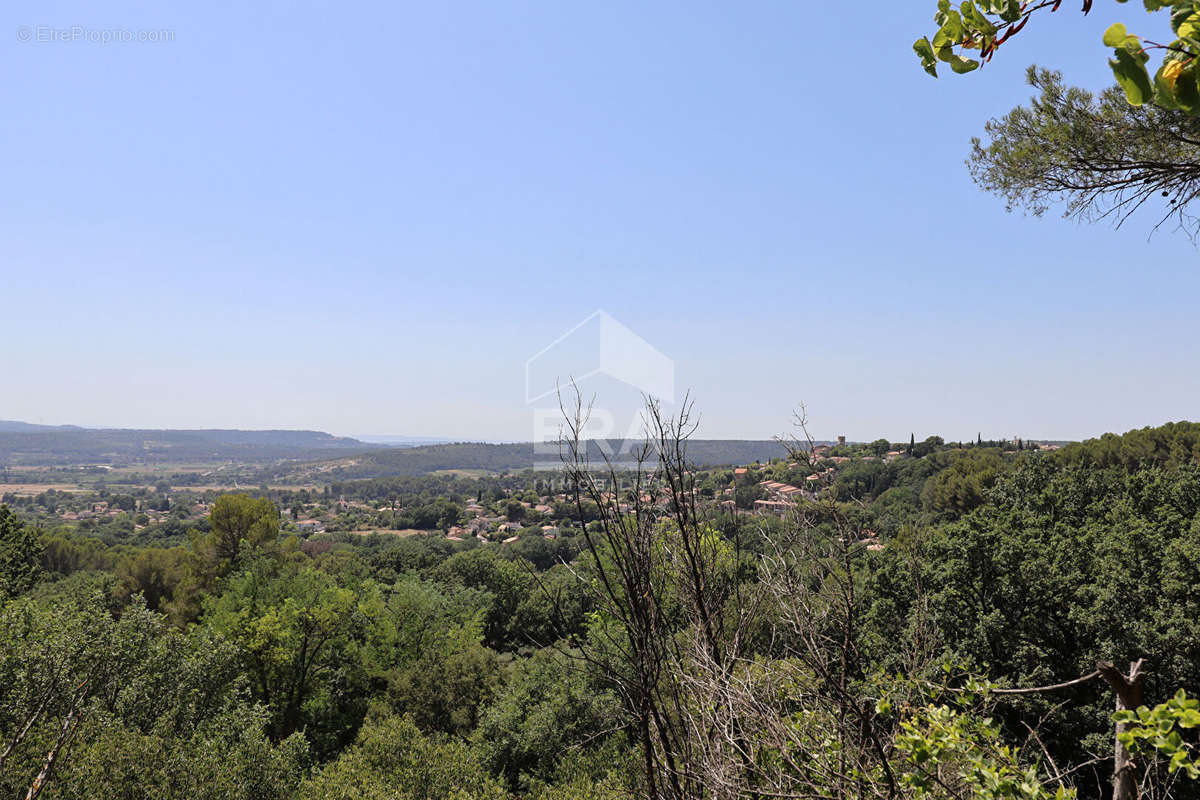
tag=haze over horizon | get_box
[4,1,1198,442]
[0,414,1115,447]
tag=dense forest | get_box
[2,418,1200,799]
[0,425,802,478]
[257,439,802,482]
[0,427,372,467]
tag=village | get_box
[0,433,1060,553]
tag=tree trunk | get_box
[1097,660,1146,800]
[25,706,80,800]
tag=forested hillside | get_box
[0,427,374,466]
[2,420,1199,799]
[0,426,802,476]
[261,438,802,481]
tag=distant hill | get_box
[260,438,811,481]
[0,426,374,466]
[0,419,831,476]
[0,420,87,433]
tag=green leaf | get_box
[1104,23,1130,47]
[961,1,997,36]
[933,14,965,49]
[914,37,939,77]
[949,54,980,74]
[1110,48,1153,105]
[1175,10,1200,40]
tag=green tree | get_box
[432,548,535,650]
[734,482,765,509]
[866,428,1200,782]
[503,498,526,523]
[202,561,378,755]
[56,703,308,800]
[297,713,504,800]
[473,649,621,791]
[113,546,189,612]
[913,435,945,459]
[383,619,499,736]
[0,592,242,799]
[0,588,309,800]
[916,5,1200,236]
[920,448,1008,516]
[195,494,280,577]
[0,505,41,599]
[914,0,1199,112]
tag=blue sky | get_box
[2,0,1196,442]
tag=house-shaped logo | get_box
[525,310,674,405]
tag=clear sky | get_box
[2,1,1196,443]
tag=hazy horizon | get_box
[0,414,1091,446]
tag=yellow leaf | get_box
[1163,59,1185,90]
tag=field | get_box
[0,483,87,495]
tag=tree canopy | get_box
[916,2,1200,234]
[6,414,1200,798]
[970,66,1200,234]
[915,1,1200,113]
